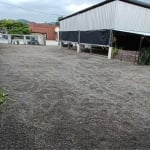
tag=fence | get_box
[0,34,46,46]
[113,50,139,63]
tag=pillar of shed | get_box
[90,48,92,54]
[8,35,11,44]
[68,42,71,49]
[108,47,112,59]
[77,43,81,53]
[24,36,26,45]
[59,41,63,48]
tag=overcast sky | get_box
[0,0,150,23]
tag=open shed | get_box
[59,0,150,62]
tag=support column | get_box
[8,34,11,44]
[68,42,71,49]
[108,30,113,59]
[24,36,26,45]
[77,43,81,53]
[89,46,92,54]
[77,30,81,53]
[59,41,63,48]
[43,34,46,46]
[108,47,112,59]
[57,31,59,42]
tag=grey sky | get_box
[0,0,149,23]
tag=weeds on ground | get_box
[112,47,119,58]
[138,47,150,65]
[0,89,7,105]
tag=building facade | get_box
[29,23,57,40]
[59,0,150,61]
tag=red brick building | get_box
[29,23,57,40]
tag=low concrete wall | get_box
[113,50,139,63]
[0,34,46,46]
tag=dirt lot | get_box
[0,44,150,150]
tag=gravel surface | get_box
[0,44,150,150]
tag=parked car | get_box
[28,38,39,45]
[2,35,8,39]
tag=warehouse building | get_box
[59,0,150,62]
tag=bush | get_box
[0,89,7,105]
[138,48,150,65]
[112,47,119,58]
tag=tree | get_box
[55,16,63,26]
[0,19,31,34]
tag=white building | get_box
[59,0,150,60]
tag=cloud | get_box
[0,0,149,23]
[5,0,34,4]
[66,3,93,13]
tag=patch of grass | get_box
[0,89,7,105]
[112,47,119,58]
[138,47,150,65]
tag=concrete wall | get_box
[113,50,139,63]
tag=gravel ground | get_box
[0,44,150,150]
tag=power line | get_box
[0,1,65,17]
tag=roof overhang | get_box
[114,29,150,37]
[60,0,150,21]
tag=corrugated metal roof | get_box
[60,0,150,21]
[60,1,117,31]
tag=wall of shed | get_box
[60,0,150,47]
[114,1,150,34]
[60,1,117,31]
[60,1,150,34]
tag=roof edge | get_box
[60,0,150,21]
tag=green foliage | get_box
[55,16,63,26]
[138,48,150,65]
[0,89,7,105]
[0,19,31,34]
[112,47,119,58]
